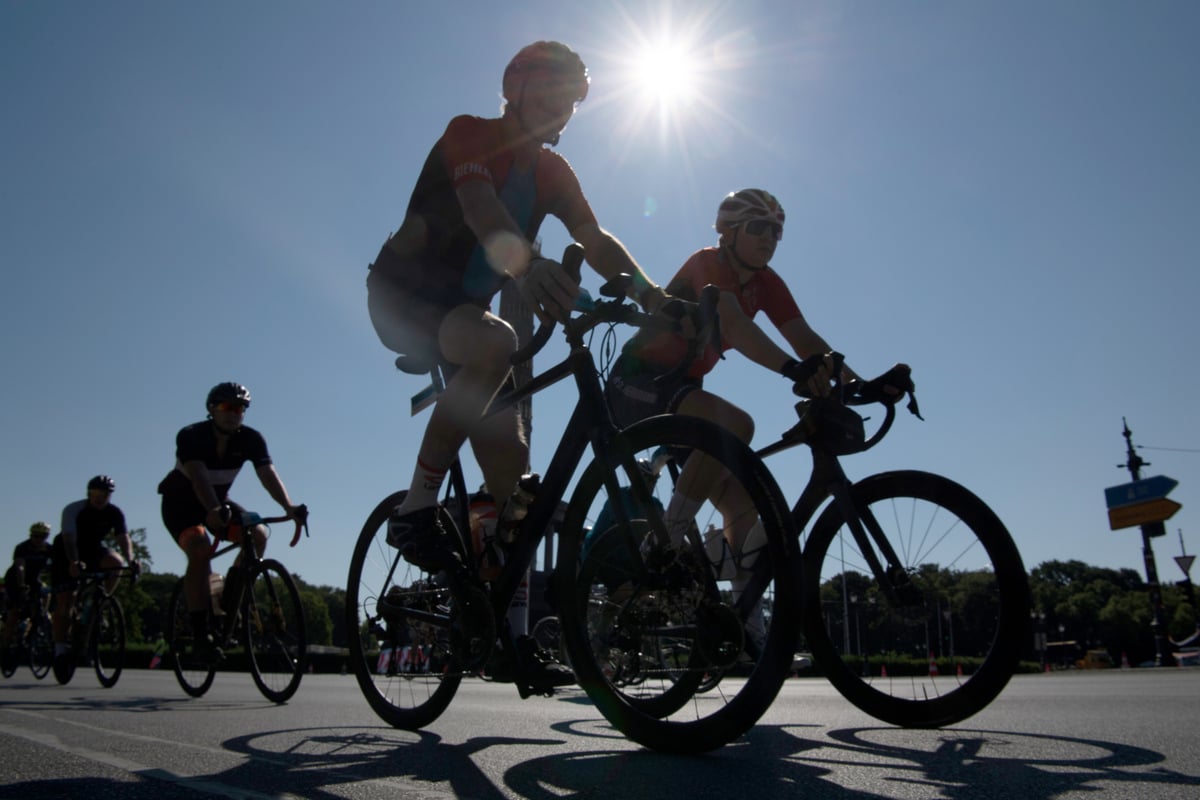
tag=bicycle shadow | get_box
[203,718,1200,799]
[4,715,1197,799]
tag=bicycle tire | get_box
[30,614,54,680]
[346,491,468,730]
[558,415,801,754]
[245,559,306,703]
[90,594,126,688]
[1,637,15,678]
[166,579,217,697]
[802,470,1030,728]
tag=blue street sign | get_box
[1104,475,1179,510]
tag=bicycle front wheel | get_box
[90,594,126,688]
[30,614,54,680]
[558,415,801,754]
[803,470,1030,728]
[244,559,306,703]
[166,579,216,697]
[345,491,466,730]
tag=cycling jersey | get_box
[158,421,272,501]
[370,114,598,309]
[158,421,273,539]
[60,500,128,562]
[10,540,51,583]
[621,247,802,379]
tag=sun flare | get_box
[632,43,700,106]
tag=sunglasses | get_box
[214,401,248,413]
[32,533,49,540]
[742,219,783,240]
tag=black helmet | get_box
[206,382,252,410]
[88,475,116,492]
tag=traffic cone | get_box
[956,663,963,677]
[1121,652,1130,669]
[928,653,939,676]
[880,664,888,678]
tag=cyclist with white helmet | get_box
[365,41,673,688]
[606,189,867,642]
[157,382,304,658]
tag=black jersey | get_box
[11,539,51,582]
[60,499,128,559]
[158,420,272,501]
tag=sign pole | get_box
[1120,419,1171,666]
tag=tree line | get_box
[110,524,1196,668]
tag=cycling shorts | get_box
[367,241,487,361]
[161,494,247,545]
[604,354,702,430]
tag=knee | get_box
[719,405,755,442]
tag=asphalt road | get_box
[2,668,1199,799]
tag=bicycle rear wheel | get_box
[166,579,217,697]
[244,559,306,703]
[558,415,801,754]
[90,594,126,688]
[802,470,1029,727]
[30,614,54,680]
[346,491,471,730]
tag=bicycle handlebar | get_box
[223,503,310,548]
[510,243,722,379]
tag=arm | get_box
[181,460,227,532]
[456,180,533,276]
[571,222,666,312]
[255,463,300,518]
[717,290,797,371]
[779,315,860,382]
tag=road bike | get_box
[1,585,53,680]
[165,506,309,703]
[580,357,1030,728]
[754,358,1029,726]
[54,566,137,687]
[346,244,801,754]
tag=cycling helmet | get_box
[29,521,51,536]
[715,189,785,236]
[87,475,116,492]
[503,41,590,106]
[206,382,252,410]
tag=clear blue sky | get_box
[3,1,1198,591]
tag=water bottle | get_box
[469,492,503,580]
[499,473,541,544]
[209,573,226,617]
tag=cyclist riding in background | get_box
[605,188,868,644]
[3,521,53,670]
[365,41,674,685]
[50,475,138,675]
[157,382,305,658]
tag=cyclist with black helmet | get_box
[3,521,53,670]
[50,475,137,674]
[157,382,304,656]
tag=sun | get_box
[631,42,700,106]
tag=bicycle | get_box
[165,506,309,703]
[580,357,1030,728]
[1,585,54,680]
[346,243,801,754]
[756,357,1030,726]
[54,566,137,687]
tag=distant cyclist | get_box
[2,521,53,671]
[157,382,305,658]
[50,475,139,679]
